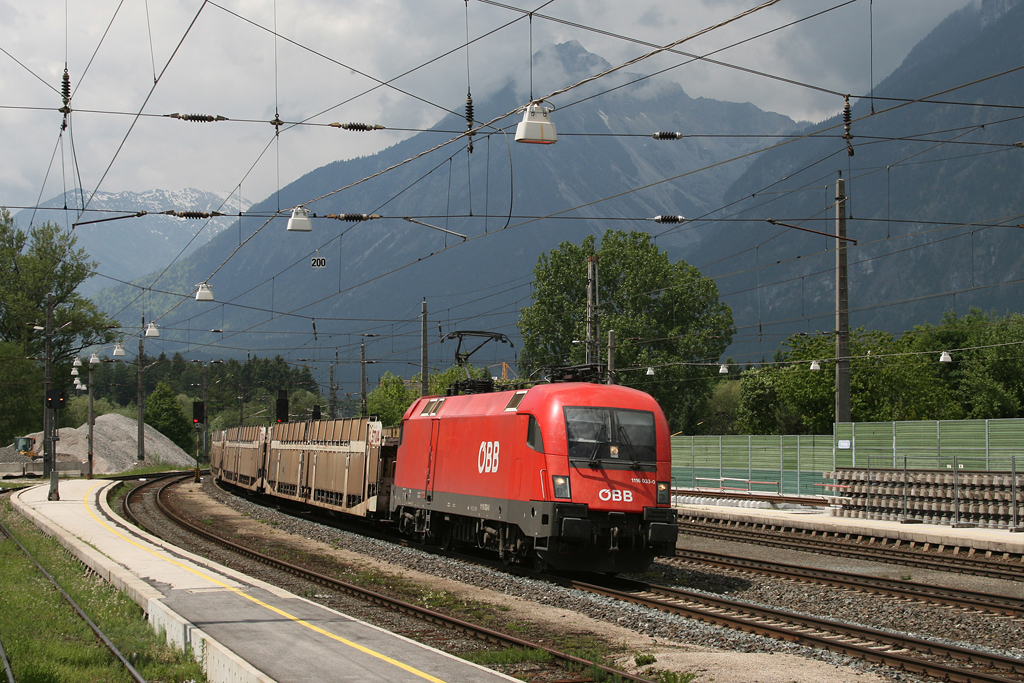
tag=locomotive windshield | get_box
[564,407,656,467]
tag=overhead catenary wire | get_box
[25,1,1024,374]
[129,100,1024,359]
[76,1,211,221]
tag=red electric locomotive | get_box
[211,368,678,574]
[391,381,678,573]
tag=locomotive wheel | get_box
[532,554,548,573]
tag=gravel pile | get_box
[0,445,29,464]
[20,413,196,474]
[201,480,954,682]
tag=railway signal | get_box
[45,389,66,410]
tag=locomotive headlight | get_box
[552,475,571,499]
[656,481,670,505]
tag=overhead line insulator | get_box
[325,213,381,222]
[59,68,72,131]
[61,69,71,105]
[160,210,226,219]
[653,215,685,224]
[465,94,475,154]
[329,122,385,131]
[652,132,683,140]
[166,113,228,123]
[842,95,854,157]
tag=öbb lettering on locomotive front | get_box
[599,488,633,502]
[478,440,500,473]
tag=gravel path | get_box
[180,479,987,683]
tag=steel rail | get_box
[670,548,1024,617]
[176,479,1024,682]
[570,577,1024,683]
[0,633,12,683]
[124,476,653,683]
[674,488,831,507]
[0,516,147,683]
[0,522,11,683]
[678,516,1024,581]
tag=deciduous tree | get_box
[518,230,733,432]
[0,209,117,361]
[144,382,195,454]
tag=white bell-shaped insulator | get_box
[810,360,821,371]
[145,322,160,338]
[646,366,655,376]
[514,103,557,144]
[286,206,313,232]
[939,351,952,363]
[89,353,100,365]
[73,357,82,367]
[195,282,214,301]
[718,364,728,374]
[70,367,79,376]
[113,343,126,357]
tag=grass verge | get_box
[0,497,206,683]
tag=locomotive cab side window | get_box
[526,415,544,452]
[564,407,656,466]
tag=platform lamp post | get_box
[72,354,101,479]
[137,316,160,462]
[32,294,71,500]
[39,295,55,486]
[360,334,379,418]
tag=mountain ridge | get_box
[92,39,798,387]
[15,188,250,297]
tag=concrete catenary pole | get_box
[138,314,145,461]
[607,330,615,384]
[43,294,53,478]
[421,299,428,397]
[586,255,599,366]
[835,175,851,423]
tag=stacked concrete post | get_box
[825,469,1024,527]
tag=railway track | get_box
[678,516,1024,581]
[569,576,1024,683]
[134,478,1024,682]
[0,519,11,683]
[0,514,146,683]
[669,548,1024,617]
[122,475,653,683]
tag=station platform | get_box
[11,480,519,683]
[674,497,1024,558]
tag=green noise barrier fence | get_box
[672,418,1024,497]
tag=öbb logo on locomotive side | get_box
[599,488,633,502]
[478,441,500,473]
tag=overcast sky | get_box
[0,0,974,213]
